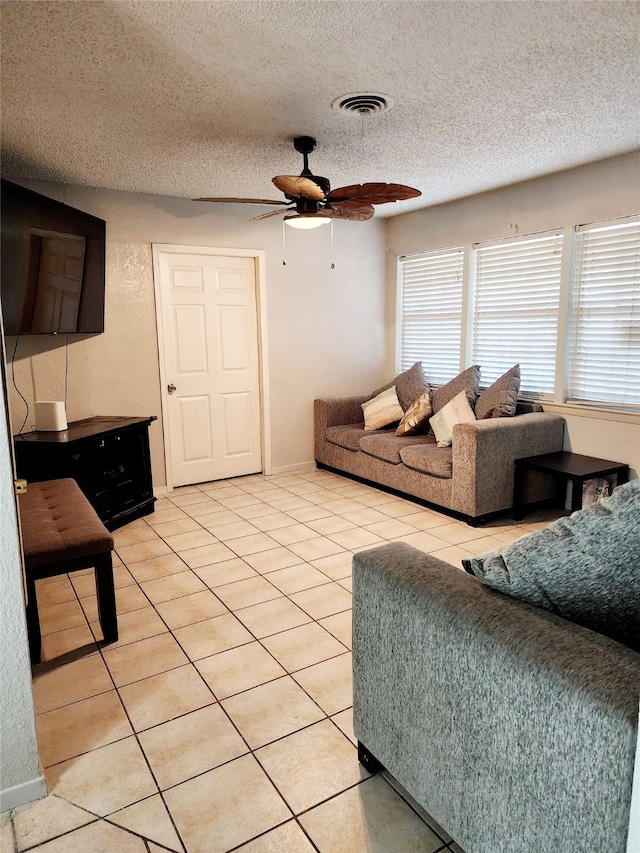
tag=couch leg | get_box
[358,741,384,774]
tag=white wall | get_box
[6,185,387,485]
[385,152,640,478]
[0,334,46,812]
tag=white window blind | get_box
[398,247,464,385]
[568,217,640,408]
[472,232,563,396]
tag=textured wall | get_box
[384,152,640,478]
[6,185,387,484]
[0,354,46,811]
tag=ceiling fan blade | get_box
[250,208,291,221]
[327,183,421,207]
[193,197,286,205]
[272,175,325,201]
[324,205,375,221]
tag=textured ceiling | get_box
[1,0,639,217]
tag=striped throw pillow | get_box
[362,386,404,431]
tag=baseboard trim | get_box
[269,461,317,475]
[0,775,47,814]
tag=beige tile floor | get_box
[3,469,563,853]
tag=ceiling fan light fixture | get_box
[284,214,331,230]
[197,136,420,231]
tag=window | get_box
[396,215,639,411]
[473,232,563,397]
[398,247,464,385]
[568,218,640,408]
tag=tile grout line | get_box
[158,476,452,844]
[149,472,480,849]
[77,597,191,853]
[149,478,360,845]
[28,469,525,851]
[35,492,353,848]
[35,546,201,851]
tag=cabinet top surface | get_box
[14,415,156,444]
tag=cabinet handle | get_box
[167,383,177,394]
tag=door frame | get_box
[152,244,271,492]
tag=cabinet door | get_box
[111,427,153,507]
[76,429,152,522]
[67,438,114,518]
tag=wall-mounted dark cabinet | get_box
[14,416,156,530]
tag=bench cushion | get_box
[19,479,114,568]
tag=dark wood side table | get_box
[513,450,629,520]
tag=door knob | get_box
[167,383,177,394]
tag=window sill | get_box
[540,401,640,425]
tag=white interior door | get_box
[155,249,263,487]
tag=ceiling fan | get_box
[194,136,421,228]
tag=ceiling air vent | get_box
[332,93,393,116]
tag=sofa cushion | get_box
[463,479,640,651]
[372,362,430,411]
[360,433,435,465]
[399,444,453,478]
[432,365,480,413]
[362,386,404,430]
[326,423,394,452]
[396,390,433,436]
[429,390,476,448]
[475,364,521,419]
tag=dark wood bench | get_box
[18,478,118,664]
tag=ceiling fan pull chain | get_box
[330,220,335,269]
[282,219,287,265]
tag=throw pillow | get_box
[372,362,430,411]
[475,364,521,419]
[432,365,480,414]
[462,480,640,651]
[429,389,476,447]
[361,386,404,431]
[396,390,433,436]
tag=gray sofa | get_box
[314,395,565,524]
[352,542,640,853]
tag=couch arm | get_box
[314,395,370,459]
[352,542,640,853]
[315,395,370,429]
[451,411,565,518]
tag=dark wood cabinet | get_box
[14,416,156,530]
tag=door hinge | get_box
[14,478,28,495]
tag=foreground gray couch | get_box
[352,542,640,853]
[314,396,564,524]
